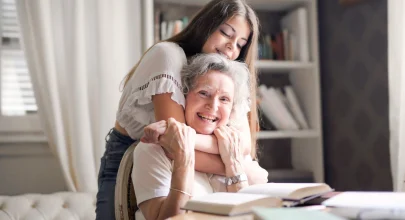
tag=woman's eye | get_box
[199,91,208,96]
[220,97,231,102]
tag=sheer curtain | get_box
[388,0,405,192]
[16,0,143,192]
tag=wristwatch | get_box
[225,173,248,186]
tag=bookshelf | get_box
[256,60,314,71]
[257,130,319,139]
[142,0,324,183]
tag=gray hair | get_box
[181,53,251,124]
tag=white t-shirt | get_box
[132,142,227,220]
[116,42,187,139]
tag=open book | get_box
[322,192,405,219]
[182,183,333,216]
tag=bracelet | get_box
[170,187,192,197]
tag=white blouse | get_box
[116,42,187,139]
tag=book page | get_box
[183,192,282,216]
[188,192,270,205]
[238,183,329,199]
[323,192,405,209]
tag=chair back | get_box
[115,143,138,220]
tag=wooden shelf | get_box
[154,0,309,11]
[256,60,314,71]
[257,130,319,139]
[149,0,325,183]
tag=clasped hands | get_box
[141,118,268,184]
[141,118,243,167]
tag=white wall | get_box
[0,142,67,195]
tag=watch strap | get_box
[225,173,248,186]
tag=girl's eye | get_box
[220,30,231,38]
[237,41,247,49]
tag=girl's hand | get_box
[213,125,245,176]
[141,120,167,144]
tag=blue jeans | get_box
[95,128,137,220]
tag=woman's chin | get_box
[195,127,215,135]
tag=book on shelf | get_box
[154,10,189,42]
[259,32,285,60]
[182,183,333,216]
[284,86,309,129]
[259,7,309,62]
[281,7,310,62]
[258,84,309,131]
[322,192,405,219]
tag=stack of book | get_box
[258,84,309,131]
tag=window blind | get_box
[0,0,37,116]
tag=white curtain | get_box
[388,0,405,192]
[16,0,143,192]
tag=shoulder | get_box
[139,42,187,70]
[148,42,186,59]
[133,142,170,166]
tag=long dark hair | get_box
[123,0,260,158]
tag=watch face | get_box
[226,174,247,185]
[231,176,238,183]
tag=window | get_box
[0,0,44,142]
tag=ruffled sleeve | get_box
[117,42,187,129]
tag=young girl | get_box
[96,0,265,219]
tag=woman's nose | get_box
[206,99,219,111]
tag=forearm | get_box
[194,150,225,175]
[195,134,219,154]
[157,162,194,220]
[195,133,250,155]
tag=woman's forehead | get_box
[193,71,235,93]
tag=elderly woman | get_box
[132,53,263,220]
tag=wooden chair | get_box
[115,143,138,220]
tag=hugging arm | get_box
[135,119,195,220]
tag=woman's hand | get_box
[161,118,196,166]
[213,125,245,177]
